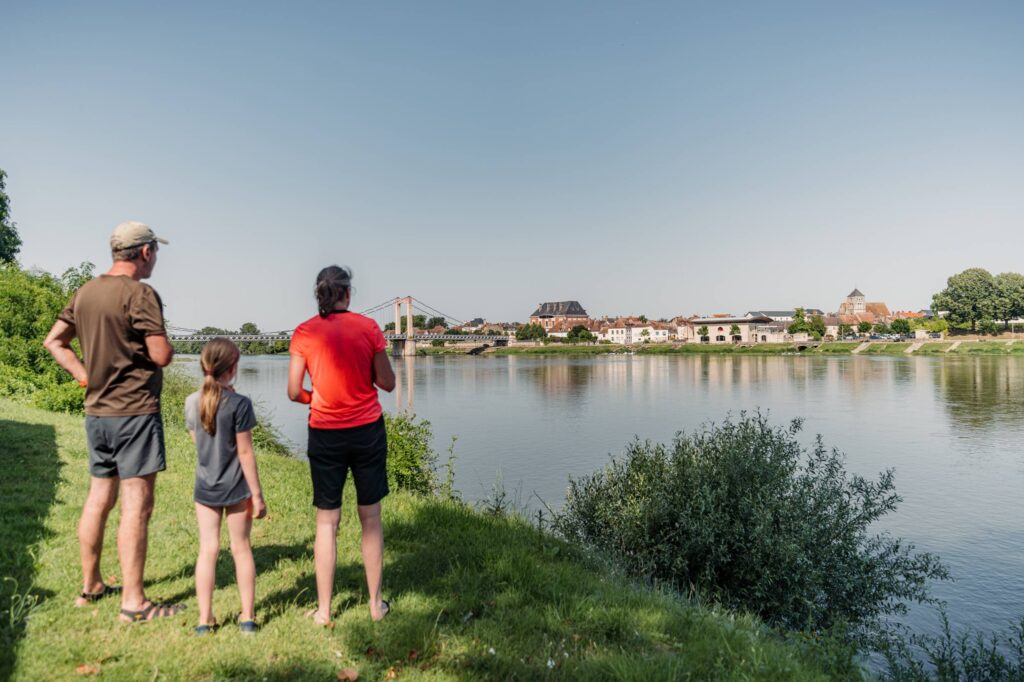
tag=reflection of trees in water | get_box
[933,358,1024,430]
[517,359,595,408]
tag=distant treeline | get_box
[170,323,289,355]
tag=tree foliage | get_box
[515,323,547,341]
[426,316,448,329]
[566,325,595,343]
[932,268,998,331]
[555,413,949,643]
[858,321,873,334]
[890,319,912,336]
[0,169,22,264]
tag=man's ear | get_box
[141,244,154,262]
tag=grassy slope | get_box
[0,399,843,681]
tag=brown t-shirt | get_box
[58,275,167,416]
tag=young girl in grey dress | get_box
[185,338,267,634]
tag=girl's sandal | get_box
[239,620,258,635]
[76,584,121,606]
[120,602,187,623]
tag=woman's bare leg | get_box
[357,502,386,620]
[312,507,341,623]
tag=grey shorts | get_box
[85,413,167,479]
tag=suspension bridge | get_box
[167,296,509,356]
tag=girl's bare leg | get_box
[226,499,255,621]
[195,503,223,626]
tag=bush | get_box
[0,364,43,400]
[383,412,438,495]
[31,381,85,414]
[555,412,949,642]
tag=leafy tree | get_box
[640,328,651,343]
[838,323,853,338]
[638,314,648,323]
[993,272,1024,328]
[808,315,826,337]
[697,325,709,343]
[978,318,999,336]
[890,318,912,336]
[0,170,22,264]
[59,262,95,294]
[787,308,808,334]
[858,321,872,334]
[729,324,741,342]
[516,323,547,341]
[566,325,595,343]
[873,322,890,335]
[239,322,260,335]
[426,316,448,329]
[932,268,997,331]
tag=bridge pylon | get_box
[391,296,417,357]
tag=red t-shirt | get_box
[289,311,387,429]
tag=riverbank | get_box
[417,339,1024,357]
[0,398,850,680]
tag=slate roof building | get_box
[529,301,590,331]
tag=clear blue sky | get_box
[3,1,1022,330]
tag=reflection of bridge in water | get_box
[167,296,507,357]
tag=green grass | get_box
[910,343,952,354]
[0,399,846,681]
[860,343,911,355]
[813,343,861,354]
[950,341,1016,354]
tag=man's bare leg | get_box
[118,473,156,613]
[76,476,119,605]
[357,503,387,620]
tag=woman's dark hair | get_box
[316,266,352,318]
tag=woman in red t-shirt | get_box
[287,266,396,625]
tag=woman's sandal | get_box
[120,601,187,623]
[239,620,258,635]
[76,584,121,606]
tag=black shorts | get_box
[307,417,389,509]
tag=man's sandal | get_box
[120,602,186,623]
[77,584,121,605]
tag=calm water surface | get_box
[176,353,1024,640]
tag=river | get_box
[175,353,1024,643]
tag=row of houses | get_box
[523,290,932,345]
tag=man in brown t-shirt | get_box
[44,221,184,622]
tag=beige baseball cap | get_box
[110,221,169,250]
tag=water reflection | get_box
[932,357,1024,430]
